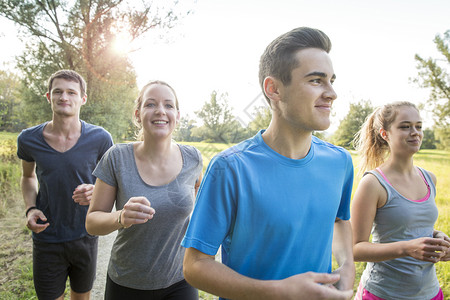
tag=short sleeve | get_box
[92,145,119,188]
[17,131,34,162]
[182,155,236,255]
[336,150,353,221]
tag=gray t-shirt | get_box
[93,143,202,290]
[360,167,440,300]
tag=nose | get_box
[60,91,69,100]
[324,83,337,101]
[155,103,166,115]
[411,127,420,135]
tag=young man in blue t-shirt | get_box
[17,70,113,300]
[182,27,355,299]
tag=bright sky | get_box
[1,0,449,132]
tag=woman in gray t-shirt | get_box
[86,81,202,299]
[351,101,449,300]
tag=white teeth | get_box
[153,121,167,124]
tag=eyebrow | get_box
[399,120,422,124]
[144,98,175,102]
[52,88,78,93]
[305,71,336,80]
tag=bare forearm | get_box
[86,210,122,236]
[184,247,353,300]
[184,249,279,300]
[333,220,354,266]
[21,176,38,208]
[332,220,355,290]
[353,241,408,262]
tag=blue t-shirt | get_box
[182,130,353,282]
[17,121,113,243]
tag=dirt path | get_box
[91,231,117,299]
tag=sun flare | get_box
[112,32,132,55]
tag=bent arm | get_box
[85,178,120,235]
[332,219,355,291]
[351,175,449,263]
[183,247,353,300]
[352,175,407,261]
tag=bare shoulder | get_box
[354,172,387,208]
[427,170,437,185]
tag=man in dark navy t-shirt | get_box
[17,70,113,300]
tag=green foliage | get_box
[332,100,373,149]
[421,128,437,149]
[0,0,185,140]
[247,106,272,135]
[414,30,450,149]
[173,114,199,142]
[0,69,25,132]
[195,91,249,143]
[434,125,450,150]
[0,133,21,217]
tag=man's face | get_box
[46,78,86,117]
[277,48,337,132]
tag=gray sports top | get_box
[360,167,440,299]
[93,143,202,290]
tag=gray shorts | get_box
[32,235,98,299]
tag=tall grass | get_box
[0,132,21,217]
[415,150,450,295]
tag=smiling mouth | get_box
[152,120,168,124]
[316,105,331,111]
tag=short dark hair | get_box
[258,27,332,104]
[47,70,87,96]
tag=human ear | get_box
[263,76,281,103]
[134,109,141,123]
[176,110,180,125]
[379,128,388,140]
[45,92,51,103]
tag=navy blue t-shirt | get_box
[17,121,113,243]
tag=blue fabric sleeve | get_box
[182,155,236,256]
[336,150,353,221]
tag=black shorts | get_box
[32,235,98,300]
[105,274,198,300]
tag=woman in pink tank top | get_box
[351,101,449,300]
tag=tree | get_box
[413,30,450,149]
[173,114,198,142]
[0,0,187,140]
[0,69,25,131]
[421,128,436,149]
[247,106,271,135]
[332,100,373,149]
[195,91,247,143]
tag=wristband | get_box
[118,210,125,228]
[25,206,37,217]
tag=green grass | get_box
[180,141,231,172]
[414,149,450,296]
[1,134,449,298]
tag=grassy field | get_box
[0,134,449,299]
